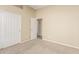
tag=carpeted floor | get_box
[0,39,79,54]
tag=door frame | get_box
[30,17,42,40]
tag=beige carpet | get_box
[0,39,79,54]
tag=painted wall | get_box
[0,5,35,42]
[36,6,79,48]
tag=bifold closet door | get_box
[0,11,21,48]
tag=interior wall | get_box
[0,5,35,43]
[36,6,79,48]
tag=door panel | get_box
[31,18,37,40]
[0,11,21,48]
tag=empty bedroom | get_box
[0,5,79,54]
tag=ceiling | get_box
[29,5,48,10]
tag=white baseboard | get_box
[44,39,79,50]
[20,39,31,43]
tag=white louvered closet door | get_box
[0,11,21,48]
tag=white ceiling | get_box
[29,5,48,10]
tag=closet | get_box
[0,11,21,48]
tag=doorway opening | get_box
[31,18,42,40]
[37,18,42,39]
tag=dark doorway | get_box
[37,18,42,39]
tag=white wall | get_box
[36,6,79,48]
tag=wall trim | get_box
[44,39,79,50]
[20,39,31,43]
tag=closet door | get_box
[0,11,21,48]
